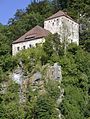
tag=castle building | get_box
[12,26,50,55]
[12,11,79,55]
[44,11,79,44]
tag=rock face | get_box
[44,63,63,119]
[11,62,64,118]
[53,63,62,80]
[12,67,24,85]
[33,71,42,82]
[12,63,27,103]
[11,62,63,106]
[12,60,24,85]
[46,63,62,81]
[12,63,62,84]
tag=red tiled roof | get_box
[12,25,50,44]
[46,10,73,21]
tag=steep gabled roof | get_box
[12,25,50,44]
[46,10,73,21]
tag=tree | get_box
[60,19,71,56]
[43,33,63,57]
[36,94,58,119]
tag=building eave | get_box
[12,36,45,44]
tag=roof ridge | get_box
[46,10,73,21]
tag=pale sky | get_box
[0,0,32,25]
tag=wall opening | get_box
[23,46,26,49]
[17,47,20,51]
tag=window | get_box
[23,46,25,49]
[36,43,40,47]
[57,19,59,25]
[29,44,32,48]
[71,39,73,43]
[17,47,20,51]
[52,22,54,26]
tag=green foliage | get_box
[45,80,61,100]
[59,86,85,119]
[0,80,22,119]
[59,47,90,119]
[43,33,63,58]
[2,103,25,119]
[15,46,48,73]
[36,94,58,119]
[0,0,90,119]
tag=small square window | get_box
[17,47,20,51]
[71,39,73,43]
[29,44,32,48]
[36,43,39,47]
[23,46,25,49]
[57,19,59,25]
[52,22,54,26]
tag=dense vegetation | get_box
[0,0,90,119]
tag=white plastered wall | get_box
[12,38,45,55]
[44,16,79,45]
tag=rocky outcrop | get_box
[11,62,64,116]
